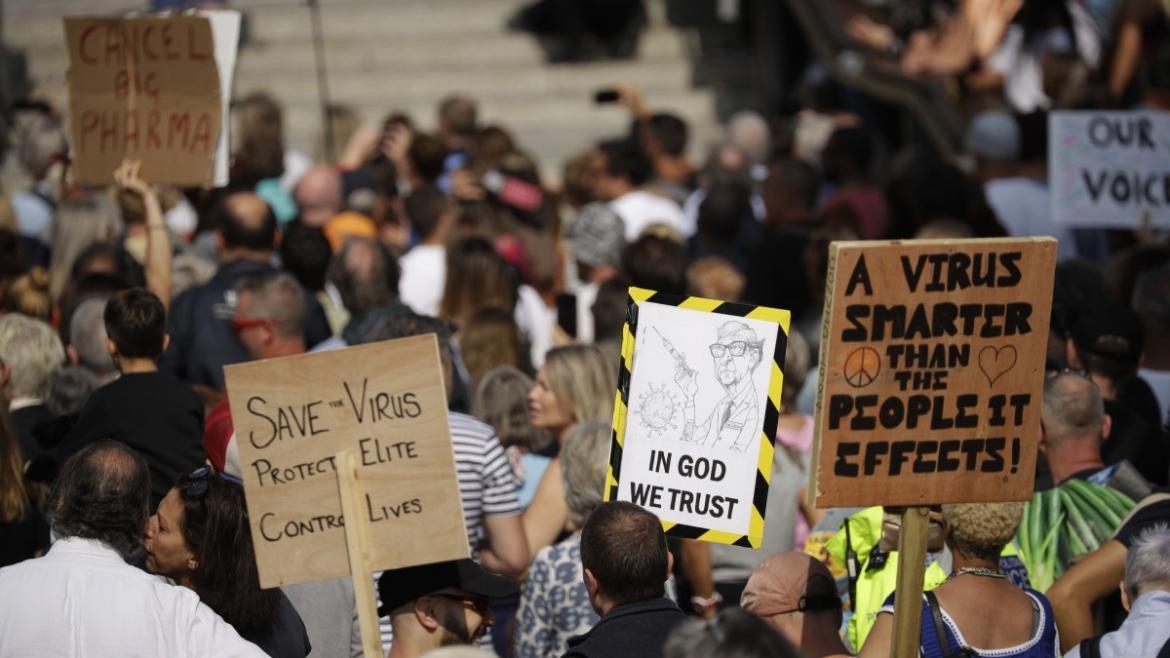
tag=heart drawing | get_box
[978,345,1018,386]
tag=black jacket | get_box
[159,259,331,390]
[562,598,687,658]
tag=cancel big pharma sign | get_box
[811,239,1056,508]
[225,336,469,588]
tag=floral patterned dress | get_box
[514,533,598,658]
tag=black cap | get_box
[1071,305,1144,366]
[376,559,518,616]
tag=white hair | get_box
[1125,525,1170,599]
[69,297,116,378]
[560,419,612,528]
[727,111,771,166]
[0,314,65,400]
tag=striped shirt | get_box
[376,411,522,646]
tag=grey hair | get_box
[235,272,307,339]
[17,113,67,180]
[1124,525,1170,599]
[47,366,100,417]
[560,419,612,529]
[0,314,65,400]
[726,111,771,166]
[48,440,151,561]
[781,330,810,411]
[69,297,116,378]
[1041,372,1105,442]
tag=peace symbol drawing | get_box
[842,347,881,388]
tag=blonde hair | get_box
[687,256,745,301]
[561,419,611,527]
[942,501,1024,562]
[5,267,52,321]
[317,104,362,164]
[544,344,617,424]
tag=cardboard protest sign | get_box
[224,336,469,588]
[606,288,790,547]
[811,238,1056,508]
[64,15,226,186]
[1050,111,1170,228]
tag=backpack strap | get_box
[1077,637,1101,658]
[925,591,955,658]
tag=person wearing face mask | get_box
[376,559,517,658]
[144,466,310,658]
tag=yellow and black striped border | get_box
[605,287,790,548]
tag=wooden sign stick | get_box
[336,450,384,658]
[890,506,930,658]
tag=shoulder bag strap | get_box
[1077,637,1101,658]
[925,590,955,658]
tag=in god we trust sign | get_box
[606,288,790,547]
[811,238,1056,508]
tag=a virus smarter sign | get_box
[225,336,469,588]
[606,288,789,548]
[810,238,1056,508]
[1050,111,1170,228]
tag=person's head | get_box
[17,112,67,181]
[710,321,764,388]
[440,237,518,329]
[0,313,64,401]
[145,467,279,631]
[642,112,689,161]
[232,272,307,359]
[726,111,772,167]
[317,103,361,164]
[621,234,688,295]
[941,501,1025,562]
[741,551,843,651]
[356,312,458,396]
[562,150,599,209]
[214,192,278,258]
[561,419,612,529]
[279,222,332,293]
[378,558,515,651]
[529,345,616,437]
[665,608,801,658]
[966,110,1021,180]
[1133,263,1170,337]
[294,165,344,228]
[458,307,526,389]
[1122,527,1170,607]
[780,330,810,413]
[103,288,167,363]
[231,92,285,185]
[437,95,478,147]
[405,185,454,244]
[46,365,100,417]
[594,138,651,201]
[565,203,625,280]
[821,126,874,183]
[1041,371,1109,453]
[409,133,449,184]
[48,441,151,560]
[4,267,51,321]
[687,257,745,302]
[580,501,672,614]
[592,276,631,346]
[697,181,752,245]
[327,237,400,315]
[1067,305,1144,384]
[472,367,552,454]
[1050,259,1110,365]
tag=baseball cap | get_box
[741,552,840,617]
[965,110,1020,162]
[566,203,625,269]
[1071,304,1144,366]
[376,559,518,616]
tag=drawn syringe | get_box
[651,327,695,376]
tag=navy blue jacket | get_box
[160,259,331,390]
[562,598,687,658]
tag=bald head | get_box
[727,111,770,166]
[1042,372,1106,444]
[217,192,277,254]
[294,165,343,227]
[327,237,399,314]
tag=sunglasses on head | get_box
[182,466,242,498]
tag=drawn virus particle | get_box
[636,383,678,436]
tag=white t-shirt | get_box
[1139,368,1170,427]
[398,244,446,317]
[516,284,556,369]
[0,537,266,657]
[985,178,1079,261]
[610,190,688,241]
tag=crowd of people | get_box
[0,0,1169,656]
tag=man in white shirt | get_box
[398,186,455,316]
[594,138,687,241]
[0,441,266,657]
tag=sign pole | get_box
[336,450,384,658]
[890,506,930,658]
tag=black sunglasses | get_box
[182,466,242,498]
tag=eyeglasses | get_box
[230,317,271,335]
[709,341,752,358]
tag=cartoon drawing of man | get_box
[673,320,764,451]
